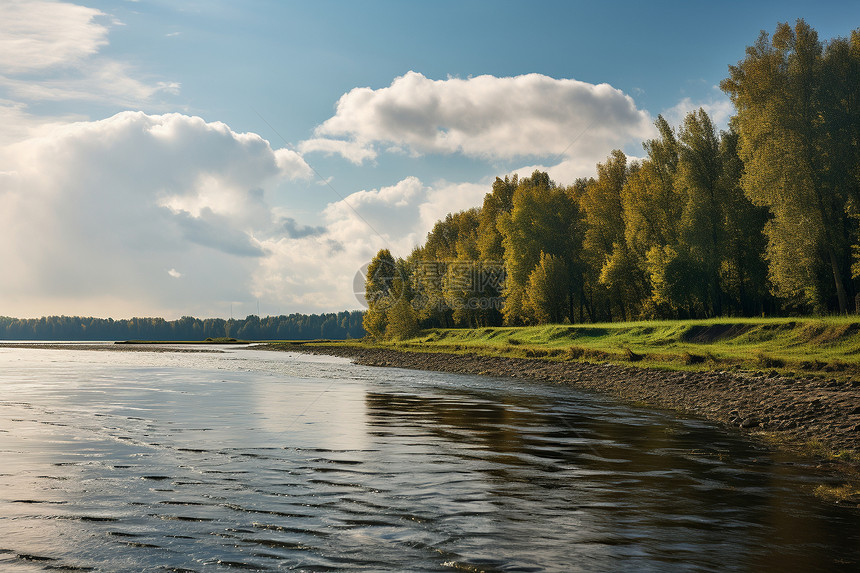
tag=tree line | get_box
[363,21,860,339]
[0,312,366,341]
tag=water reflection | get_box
[364,387,860,572]
[0,348,856,572]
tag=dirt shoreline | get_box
[277,343,860,456]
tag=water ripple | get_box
[0,347,857,571]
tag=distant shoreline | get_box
[0,342,226,353]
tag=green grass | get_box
[343,316,860,377]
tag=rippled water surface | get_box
[0,345,857,572]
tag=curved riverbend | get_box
[0,345,857,571]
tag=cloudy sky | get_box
[1,0,856,319]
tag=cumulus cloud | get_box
[251,177,490,312]
[277,217,326,239]
[0,112,314,318]
[0,99,87,146]
[0,108,483,318]
[275,148,314,179]
[298,137,377,165]
[303,71,654,167]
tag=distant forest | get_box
[363,21,860,339]
[0,312,365,341]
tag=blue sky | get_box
[1,0,857,319]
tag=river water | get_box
[0,345,857,572]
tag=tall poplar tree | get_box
[363,249,398,338]
[722,20,860,313]
[676,109,725,316]
[498,171,584,324]
[581,150,635,320]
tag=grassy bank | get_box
[333,316,860,379]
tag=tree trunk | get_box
[829,248,850,314]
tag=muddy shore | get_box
[278,343,860,456]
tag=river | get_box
[0,345,857,572]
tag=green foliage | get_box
[363,249,400,338]
[362,306,388,340]
[0,312,366,341]
[525,252,569,324]
[722,19,860,313]
[364,249,398,307]
[385,295,420,340]
[498,171,585,325]
[623,120,682,258]
[677,109,725,316]
[365,20,859,327]
[581,150,636,321]
[477,175,517,262]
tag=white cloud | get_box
[662,91,734,132]
[0,112,313,318]
[274,148,314,179]
[304,71,654,165]
[251,177,490,312]
[0,1,108,74]
[0,99,87,146]
[417,181,487,232]
[0,60,181,106]
[298,137,377,165]
[0,109,485,318]
[507,156,602,185]
[321,176,427,253]
[0,0,179,139]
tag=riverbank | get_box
[267,340,860,505]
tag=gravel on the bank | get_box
[285,344,860,454]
